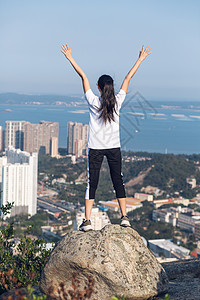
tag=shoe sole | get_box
[79,225,93,232]
[121,220,131,227]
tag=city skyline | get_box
[0,0,199,100]
[5,120,59,156]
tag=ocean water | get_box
[0,98,200,154]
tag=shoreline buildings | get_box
[5,120,59,156]
[0,148,38,218]
[67,122,88,157]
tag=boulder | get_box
[40,225,168,300]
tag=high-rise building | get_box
[82,124,89,155]
[67,122,74,154]
[5,120,59,156]
[0,126,4,152]
[5,121,26,150]
[50,137,58,157]
[0,147,38,218]
[67,122,88,157]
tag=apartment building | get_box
[0,148,38,217]
[5,120,59,156]
[50,137,58,157]
[5,121,26,150]
[67,122,88,157]
[0,126,4,152]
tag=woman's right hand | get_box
[139,45,151,62]
[61,43,73,61]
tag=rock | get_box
[157,259,200,300]
[40,225,168,300]
[160,278,200,300]
[162,258,200,280]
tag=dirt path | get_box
[125,167,152,187]
[75,170,87,182]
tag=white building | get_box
[134,192,153,202]
[148,239,191,259]
[177,213,200,233]
[152,208,178,227]
[50,137,58,157]
[74,207,110,230]
[0,147,38,218]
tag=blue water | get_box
[0,98,200,154]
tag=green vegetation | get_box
[123,152,200,198]
[38,154,86,182]
[58,183,86,205]
[130,201,174,240]
[0,203,51,295]
[123,159,152,182]
[8,211,49,237]
[39,151,200,206]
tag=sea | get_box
[0,96,200,155]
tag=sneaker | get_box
[120,215,131,227]
[79,219,93,232]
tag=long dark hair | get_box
[97,74,118,124]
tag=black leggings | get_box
[85,147,126,199]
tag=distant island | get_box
[0,92,85,106]
[0,93,200,111]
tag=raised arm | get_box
[121,45,151,93]
[61,43,90,93]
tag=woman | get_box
[61,43,151,231]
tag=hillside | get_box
[38,151,200,203]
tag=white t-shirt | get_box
[85,89,126,149]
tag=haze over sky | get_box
[0,0,199,100]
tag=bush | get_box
[1,273,95,300]
[0,202,51,295]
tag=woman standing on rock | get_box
[61,43,151,231]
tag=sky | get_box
[0,0,200,100]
